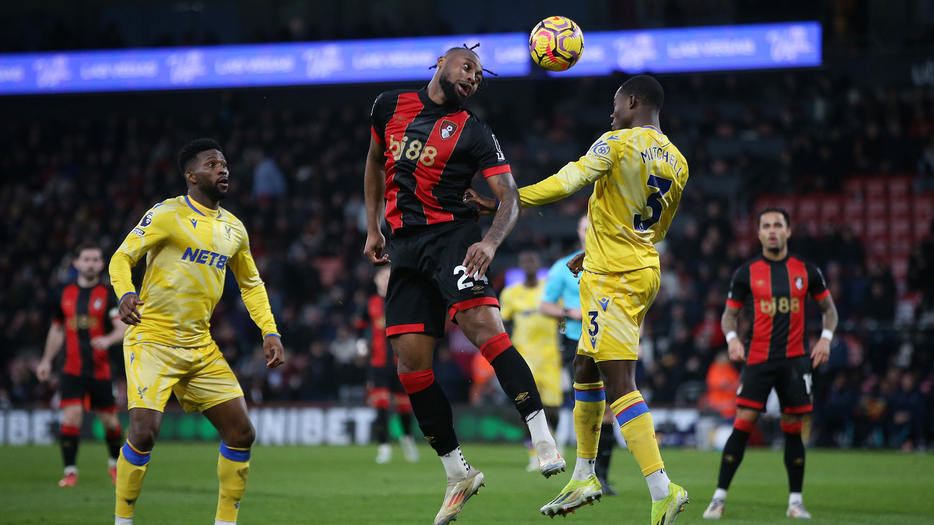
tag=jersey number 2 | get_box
[454,265,489,290]
[633,174,673,232]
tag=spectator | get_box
[701,351,740,420]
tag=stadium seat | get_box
[820,196,844,222]
[864,178,887,199]
[866,199,888,220]
[843,177,865,198]
[866,220,888,240]
[888,176,912,201]
[843,199,864,218]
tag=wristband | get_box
[725,331,738,343]
[494,198,499,209]
[820,329,833,342]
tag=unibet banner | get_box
[0,406,700,446]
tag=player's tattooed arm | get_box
[484,173,519,246]
[462,172,519,279]
[818,295,838,333]
[810,294,839,367]
[721,306,745,362]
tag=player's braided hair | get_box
[429,43,497,91]
[177,138,224,174]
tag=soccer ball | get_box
[529,16,584,72]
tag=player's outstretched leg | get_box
[398,368,484,525]
[611,391,688,525]
[703,417,755,519]
[782,420,811,519]
[479,332,565,477]
[541,381,606,517]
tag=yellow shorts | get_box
[124,341,243,413]
[521,357,562,408]
[577,267,660,362]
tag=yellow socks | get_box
[611,390,664,476]
[216,443,251,523]
[573,382,606,460]
[115,442,150,519]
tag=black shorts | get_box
[385,221,499,337]
[368,365,405,394]
[60,374,117,410]
[736,356,813,414]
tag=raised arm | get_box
[462,172,519,280]
[363,135,390,267]
[519,134,617,208]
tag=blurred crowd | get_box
[2,68,933,450]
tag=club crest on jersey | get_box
[590,140,611,157]
[440,120,458,139]
[794,276,804,290]
[93,298,103,310]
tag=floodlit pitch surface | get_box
[1,443,931,524]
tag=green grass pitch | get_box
[2,443,932,524]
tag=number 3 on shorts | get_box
[587,310,599,337]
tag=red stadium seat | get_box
[843,199,864,218]
[820,196,844,222]
[797,196,820,224]
[843,177,865,198]
[890,221,912,239]
[866,221,888,239]
[866,199,888,219]
[868,239,889,258]
[849,217,866,239]
[888,176,912,201]
[865,178,886,199]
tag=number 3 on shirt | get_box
[633,174,673,232]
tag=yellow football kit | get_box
[519,126,688,361]
[110,195,279,412]
[499,281,562,406]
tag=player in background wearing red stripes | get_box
[355,266,420,464]
[36,243,127,487]
[703,208,838,520]
[363,46,563,525]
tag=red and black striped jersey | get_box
[370,88,511,232]
[355,294,393,368]
[726,255,830,365]
[51,283,119,379]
